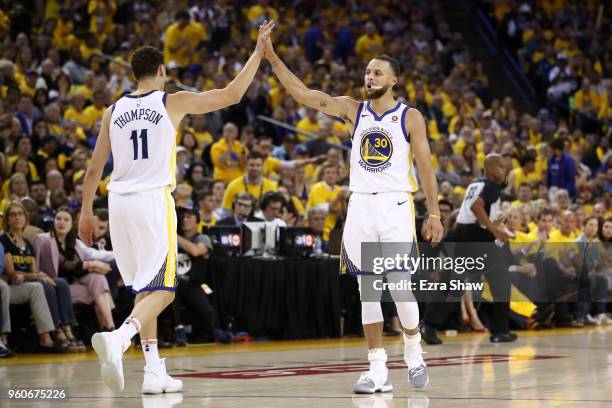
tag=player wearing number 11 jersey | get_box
[78,21,275,395]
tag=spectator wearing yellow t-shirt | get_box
[8,136,39,181]
[81,90,107,130]
[507,155,540,194]
[306,164,346,241]
[196,190,218,232]
[574,78,601,116]
[295,107,320,142]
[511,183,533,208]
[254,135,323,181]
[163,11,207,68]
[210,122,246,183]
[190,114,214,150]
[222,151,278,210]
[64,93,89,128]
[355,22,384,62]
[19,70,38,96]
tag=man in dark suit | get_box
[216,192,263,226]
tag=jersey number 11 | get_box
[130,129,149,160]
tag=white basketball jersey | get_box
[107,90,176,194]
[349,101,418,193]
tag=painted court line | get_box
[176,353,564,379]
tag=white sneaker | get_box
[352,371,393,394]
[142,359,183,394]
[405,342,429,389]
[91,332,126,393]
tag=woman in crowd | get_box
[34,207,116,331]
[1,201,68,353]
[0,173,29,214]
[3,201,83,351]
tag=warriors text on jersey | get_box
[107,90,176,194]
[349,101,418,193]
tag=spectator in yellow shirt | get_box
[19,69,38,96]
[511,183,533,208]
[355,22,384,62]
[547,211,579,262]
[82,90,107,130]
[210,122,246,183]
[196,190,218,232]
[295,107,320,142]
[507,155,540,194]
[64,93,89,128]
[254,135,323,181]
[306,165,347,241]
[8,136,39,181]
[163,11,206,68]
[222,151,278,210]
[190,114,214,150]
[314,146,346,181]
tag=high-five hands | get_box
[255,20,275,57]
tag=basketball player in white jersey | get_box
[78,20,275,394]
[263,38,443,392]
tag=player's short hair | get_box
[373,54,400,77]
[130,46,164,81]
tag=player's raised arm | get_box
[263,31,358,123]
[407,108,443,244]
[79,107,112,246]
[166,20,275,120]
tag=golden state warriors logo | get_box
[359,128,393,172]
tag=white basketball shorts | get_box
[340,191,416,275]
[108,187,178,293]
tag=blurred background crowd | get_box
[0,0,610,357]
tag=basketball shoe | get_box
[142,358,183,394]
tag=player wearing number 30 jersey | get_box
[78,21,275,395]
[263,32,443,393]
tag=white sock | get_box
[403,332,424,367]
[142,339,161,366]
[367,348,388,386]
[368,348,387,371]
[114,316,140,350]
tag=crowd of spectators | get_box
[0,0,610,357]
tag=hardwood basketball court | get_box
[1,327,611,407]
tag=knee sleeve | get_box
[394,301,420,330]
[385,272,419,330]
[358,275,384,324]
[361,302,384,325]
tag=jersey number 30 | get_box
[130,129,149,160]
